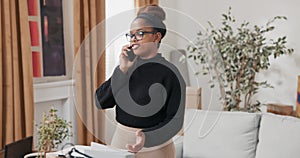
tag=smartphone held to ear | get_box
[127,48,136,61]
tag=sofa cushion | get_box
[255,113,300,158]
[183,109,261,158]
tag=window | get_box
[27,0,73,82]
[40,0,65,76]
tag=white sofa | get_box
[174,109,300,158]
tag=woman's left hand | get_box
[126,129,145,153]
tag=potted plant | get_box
[187,7,294,112]
[35,107,73,157]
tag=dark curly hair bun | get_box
[137,4,166,21]
[135,4,167,39]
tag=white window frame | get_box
[31,0,74,84]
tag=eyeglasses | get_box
[58,147,93,158]
[125,30,157,42]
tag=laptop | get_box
[4,136,33,158]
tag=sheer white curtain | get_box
[104,0,135,144]
[105,0,134,79]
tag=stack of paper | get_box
[85,142,135,158]
[45,143,134,158]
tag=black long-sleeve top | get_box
[95,53,185,147]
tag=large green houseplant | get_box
[187,7,294,112]
[35,107,72,157]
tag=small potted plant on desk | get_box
[34,107,73,158]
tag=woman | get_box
[95,5,185,158]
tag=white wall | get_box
[159,0,300,110]
[34,80,76,150]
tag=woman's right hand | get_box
[119,45,137,73]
